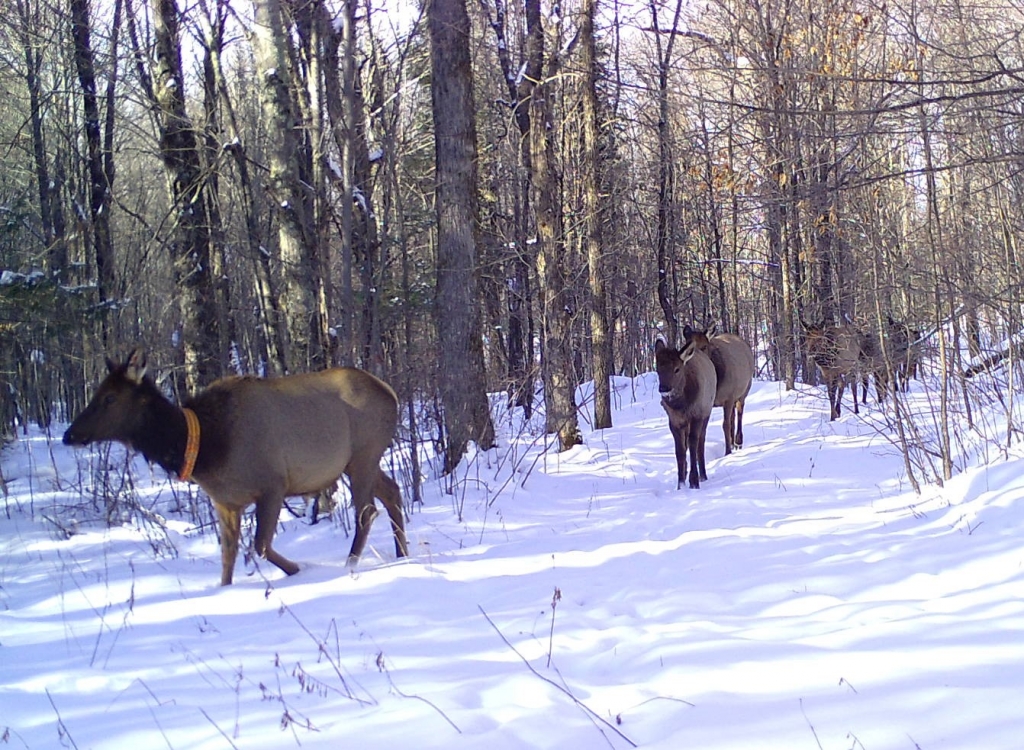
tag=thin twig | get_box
[381,661,462,735]
[800,698,824,750]
[478,605,637,748]
[547,586,561,668]
[258,571,376,707]
[45,690,79,750]
[198,708,240,750]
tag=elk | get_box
[802,321,867,420]
[682,325,756,454]
[655,338,716,489]
[857,327,891,404]
[886,315,923,391]
[63,349,409,585]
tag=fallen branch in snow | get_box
[478,604,637,749]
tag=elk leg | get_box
[827,378,840,420]
[734,398,746,449]
[254,493,300,577]
[670,421,687,490]
[213,501,241,586]
[721,404,735,455]
[697,415,710,482]
[845,375,858,415]
[686,418,702,489]
[346,467,379,565]
[375,471,408,558]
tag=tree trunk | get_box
[200,6,237,370]
[252,0,319,372]
[199,0,288,374]
[70,0,117,345]
[651,0,685,346]
[16,0,67,274]
[483,0,535,416]
[525,0,581,451]
[151,0,223,388]
[427,0,497,473]
[292,0,333,371]
[581,0,612,429]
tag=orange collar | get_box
[179,408,201,482]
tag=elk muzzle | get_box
[63,425,87,446]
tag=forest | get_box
[3,0,1024,489]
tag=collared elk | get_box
[802,321,867,420]
[63,349,408,585]
[655,338,716,489]
[682,325,756,454]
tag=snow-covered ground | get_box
[2,373,1023,749]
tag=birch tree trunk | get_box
[252,0,319,372]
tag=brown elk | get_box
[682,325,755,455]
[857,328,890,403]
[63,349,409,585]
[655,338,716,489]
[886,315,922,391]
[802,321,868,420]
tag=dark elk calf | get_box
[63,349,409,585]
[655,338,716,489]
[682,325,755,455]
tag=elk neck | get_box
[129,390,199,480]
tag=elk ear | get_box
[682,324,694,337]
[105,356,117,373]
[655,338,666,353]
[124,348,148,384]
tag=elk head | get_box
[63,349,153,447]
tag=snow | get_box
[2,372,1023,749]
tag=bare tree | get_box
[581,0,612,429]
[649,0,685,347]
[526,0,581,450]
[14,0,68,275]
[251,0,320,372]
[139,0,224,387]
[480,0,537,417]
[427,0,496,472]
[70,0,117,345]
[196,0,288,374]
